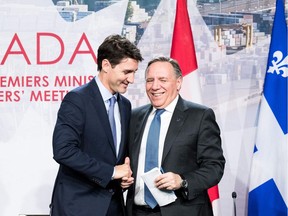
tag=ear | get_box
[101,59,110,73]
[176,76,183,91]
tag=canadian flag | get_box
[208,185,222,216]
[170,0,201,104]
[170,0,221,215]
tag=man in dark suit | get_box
[126,57,225,216]
[50,34,143,216]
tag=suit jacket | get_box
[50,78,131,216]
[126,96,225,216]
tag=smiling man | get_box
[50,34,143,216]
[126,56,225,216]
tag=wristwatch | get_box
[180,175,188,189]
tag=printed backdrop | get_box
[0,0,286,215]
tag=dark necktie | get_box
[144,109,165,208]
[108,96,117,150]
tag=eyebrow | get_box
[124,69,137,73]
[146,77,168,81]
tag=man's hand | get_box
[155,172,182,191]
[121,175,134,189]
[114,157,133,180]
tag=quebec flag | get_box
[248,0,288,215]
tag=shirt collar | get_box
[95,75,118,102]
[152,95,179,114]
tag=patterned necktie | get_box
[144,109,165,208]
[108,96,117,150]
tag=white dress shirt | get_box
[134,95,179,205]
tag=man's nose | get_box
[151,79,160,89]
[127,72,135,84]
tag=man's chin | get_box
[150,100,164,108]
[118,88,128,94]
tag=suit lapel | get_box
[131,105,152,175]
[117,95,129,161]
[162,97,187,164]
[87,79,117,156]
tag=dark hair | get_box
[97,34,143,71]
[145,56,182,78]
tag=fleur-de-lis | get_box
[267,50,288,77]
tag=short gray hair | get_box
[145,56,182,78]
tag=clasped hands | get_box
[115,158,182,190]
[114,157,134,189]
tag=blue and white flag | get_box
[248,0,288,215]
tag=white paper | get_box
[141,167,177,206]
